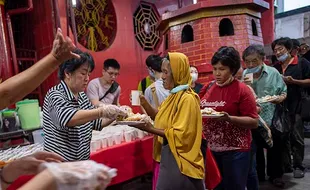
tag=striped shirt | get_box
[43,81,103,161]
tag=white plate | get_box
[257,96,278,103]
[116,121,145,126]
[202,114,224,118]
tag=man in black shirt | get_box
[273,37,310,180]
[300,43,310,61]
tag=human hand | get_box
[212,112,231,122]
[283,76,295,84]
[269,97,282,104]
[51,28,80,63]
[243,77,252,85]
[99,104,127,119]
[139,95,148,106]
[40,160,116,190]
[2,151,64,184]
[129,121,152,132]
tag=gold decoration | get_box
[74,0,116,52]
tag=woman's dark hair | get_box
[58,49,95,80]
[104,59,120,70]
[271,37,293,51]
[242,44,265,61]
[146,54,163,72]
[211,46,241,75]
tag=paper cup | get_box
[124,131,133,142]
[137,130,145,139]
[101,138,108,148]
[107,136,114,147]
[131,90,142,106]
[245,73,253,83]
[113,133,123,145]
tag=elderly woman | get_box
[43,49,126,161]
[132,52,204,190]
[200,47,258,190]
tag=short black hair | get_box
[58,49,95,80]
[242,44,265,61]
[104,59,120,70]
[271,37,293,51]
[291,39,300,49]
[146,54,162,72]
[211,46,241,75]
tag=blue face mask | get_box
[170,84,189,94]
[277,53,289,62]
[246,65,262,74]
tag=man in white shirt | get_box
[87,59,121,106]
[144,55,170,108]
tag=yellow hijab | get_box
[153,52,204,179]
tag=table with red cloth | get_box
[7,136,153,190]
[91,136,153,185]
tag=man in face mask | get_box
[273,37,310,179]
[243,44,287,188]
[190,66,203,94]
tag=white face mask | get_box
[191,73,198,82]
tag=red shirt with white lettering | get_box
[200,80,258,152]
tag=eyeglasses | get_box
[105,70,119,77]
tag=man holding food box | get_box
[243,44,287,188]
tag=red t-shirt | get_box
[200,80,258,152]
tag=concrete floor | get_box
[260,138,310,190]
[108,138,310,190]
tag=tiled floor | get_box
[108,138,310,190]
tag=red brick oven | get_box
[159,0,269,83]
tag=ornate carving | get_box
[73,0,117,52]
[133,1,161,51]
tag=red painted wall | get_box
[261,0,274,44]
[56,0,163,108]
[167,15,264,84]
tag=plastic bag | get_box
[40,160,117,190]
[271,104,291,134]
[205,147,222,189]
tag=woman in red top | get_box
[200,47,258,190]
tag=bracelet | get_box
[0,167,13,184]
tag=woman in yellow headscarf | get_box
[131,52,205,190]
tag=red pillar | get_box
[261,0,275,45]
[0,0,14,81]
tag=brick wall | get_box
[166,14,264,84]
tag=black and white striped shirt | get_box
[43,81,102,161]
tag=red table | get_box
[8,136,153,189]
[90,136,153,185]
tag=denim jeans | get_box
[213,150,251,190]
[247,141,259,190]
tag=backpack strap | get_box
[141,78,147,94]
[150,83,160,108]
[99,82,119,101]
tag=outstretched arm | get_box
[0,28,79,110]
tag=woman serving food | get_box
[129,52,205,190]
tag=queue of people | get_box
[1,26,309,190]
